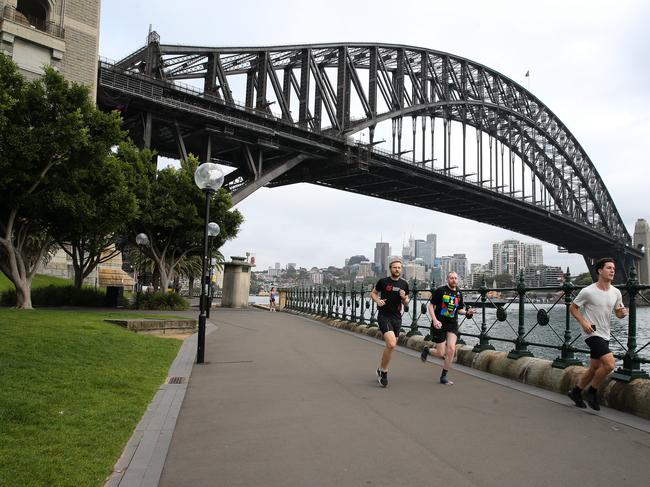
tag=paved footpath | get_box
[152,309,649,487]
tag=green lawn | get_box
[0,309,182,487]
[0,273,71,293]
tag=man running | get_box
[568,258,627,410]
[371,259,410,387]
[420,271,474,385]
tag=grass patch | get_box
[0,309,182,487]
[0,273,71,293]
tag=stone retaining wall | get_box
[105,319,197,336]
[287,310,650,420]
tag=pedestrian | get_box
[269,287,278,312]
[567,257,627,410]
[420,271,474,385]
[371,259,410,387]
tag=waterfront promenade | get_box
[121,308,650,487]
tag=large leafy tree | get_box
[135,156,243,291]
[43,141,153,288]
[0,56,97,308]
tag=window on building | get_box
[16,0,49,31]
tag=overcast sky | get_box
[99,0,650,273]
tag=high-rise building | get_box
[426,233,437,261]
[358,261,374,278]
[287,263,296,270]
[374,242,390,276]
[492,240,526,278]
[525,244,543,267]
[404,262,426,282]
[414,239,434,267]
[523,265,563,287]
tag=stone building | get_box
[0,0,101,93]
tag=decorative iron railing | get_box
[282,268,650,382]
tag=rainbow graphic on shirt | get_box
[440,293,460,318]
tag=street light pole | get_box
[135,233,149,309]
[194,163,224,364]
[206,222,220,319]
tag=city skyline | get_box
[99,1,650,275]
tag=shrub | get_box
[1,285,111,307]
[136,292,189,311]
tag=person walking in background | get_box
[269,287,278,312]
[420,271,474,385]
[568,258,627,411]
[371,259,410,387]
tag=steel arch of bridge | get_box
[100,34,643,277]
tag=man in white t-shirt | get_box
[568,258,628,410]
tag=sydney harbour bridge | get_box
[97,31,643,281]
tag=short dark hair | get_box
[595,257,615,271]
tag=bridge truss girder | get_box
[100,36,642,279]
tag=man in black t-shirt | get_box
[370,259,410,387]
[420,271,473,385]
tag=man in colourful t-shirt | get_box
[420,271,473,385]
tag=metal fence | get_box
[282,268,650,382]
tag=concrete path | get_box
[152,309,650,487]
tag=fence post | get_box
[552,268,582,368]
[359,284,366,325]
[473,276,495,352]
[508,270,533,359]
[612,267,650,381]
[327,286,333,318]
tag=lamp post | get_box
[135,233,149,309]
[206,221,220,318]
[194,162,224,364]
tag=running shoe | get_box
[377,368,388,387]
[567,389,586,408]
[420,346,430,362]
[439,375,454,385]
[585,389,600,411]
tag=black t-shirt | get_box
[375,277,409,318]
[430,285,465,324]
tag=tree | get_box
[0,55,101,308]
[134,156,243,291]
[43,139,151,288]
[494,273,514,288]
[573,272,593,286]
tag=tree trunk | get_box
[74,267,84,288]
[14,278,33,309]
[188,275,195,298]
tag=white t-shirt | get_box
[572,282,622,341]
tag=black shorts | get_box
[377,314,402,336]
[431,321,459,344]
[585,336,612,359]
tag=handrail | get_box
[282,268,650,382]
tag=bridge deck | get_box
[158,309,649,487]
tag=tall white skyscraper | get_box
[492,240,526,278]
[524,244,543,267]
